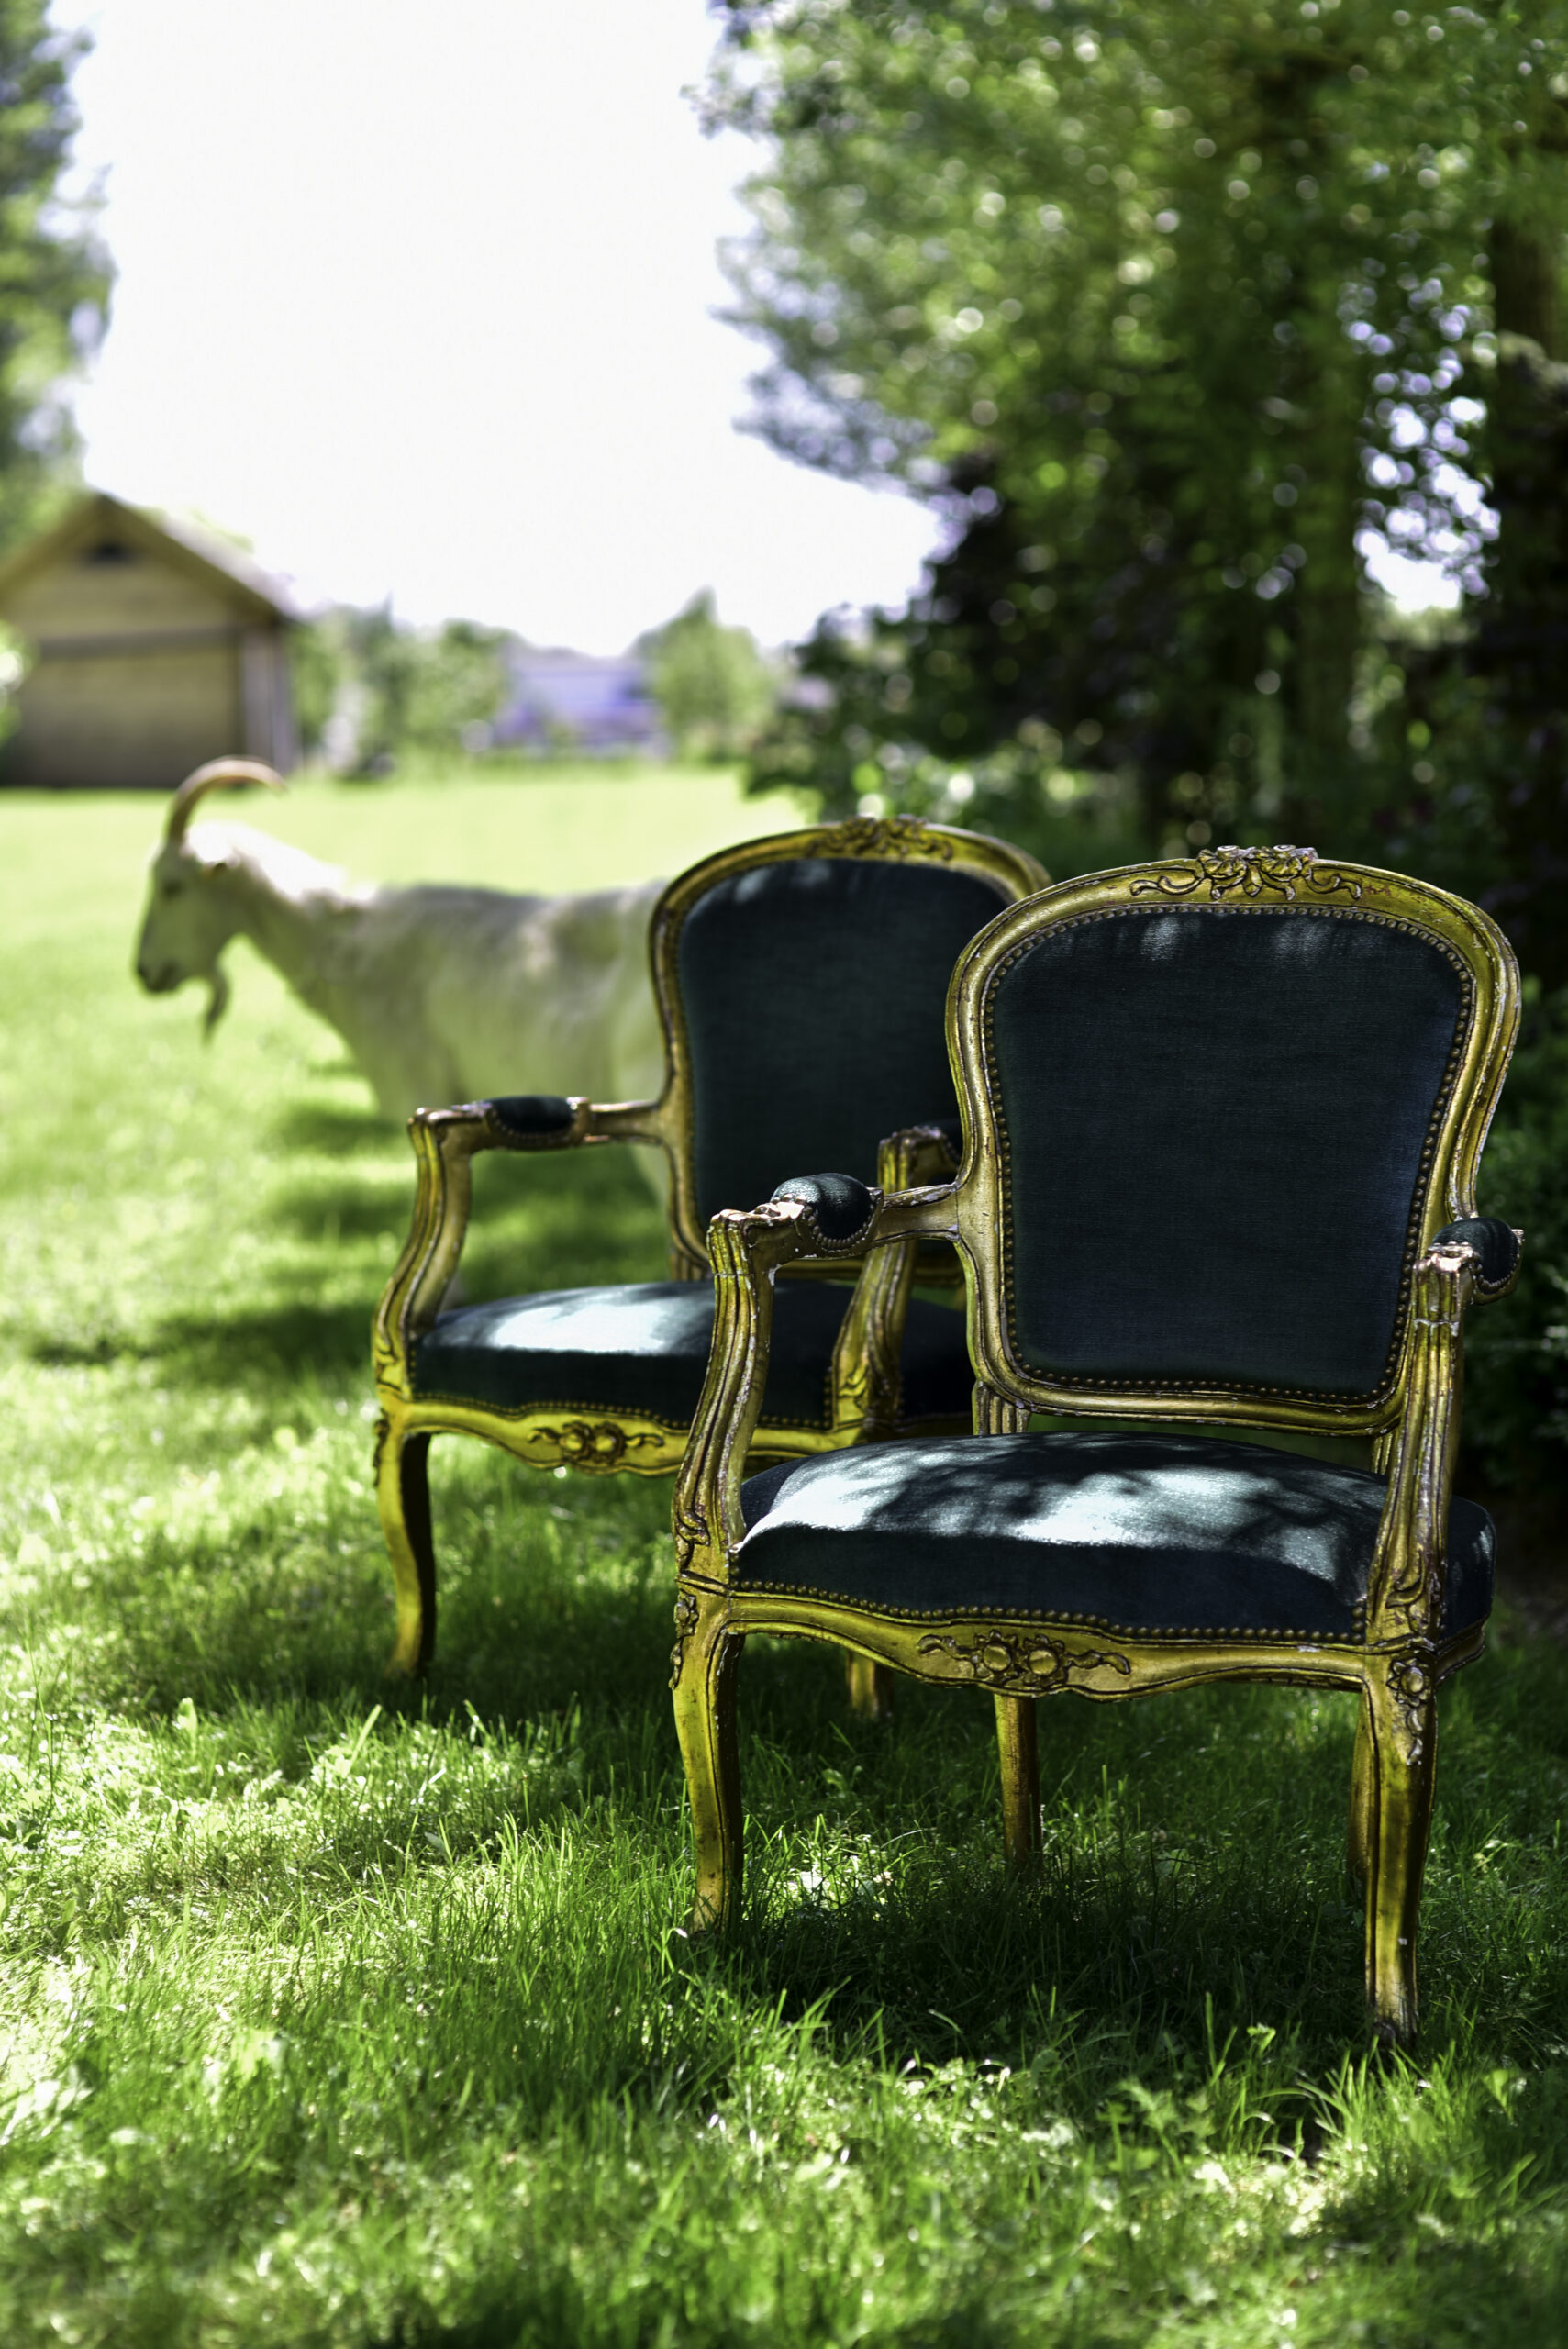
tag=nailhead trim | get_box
[980,901,1473,1410]
[403,1385,848,1434]
[730,1576,1373,1644]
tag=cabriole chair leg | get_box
[1348,1700,1375,1891]
[1362,1658,1439,2045]
[673,1593,746,1931]
[844,1653,894,1720]
[376,1419,436,1675]
[995,1693,1041,1873]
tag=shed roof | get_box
[0,490,297,624]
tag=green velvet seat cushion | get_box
[737,1431,1494,1640]
[412,1281,972,1430]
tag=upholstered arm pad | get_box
[476,1094,598,1152]
[1432,1216,1522,1298]
[484,1093,580,1140]
[427,1092,663,1155]
[770,1173,880,1248]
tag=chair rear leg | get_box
[672,1590,746,1930]
[1362,1658,1439,2045]
[845,1654,894,1720]
[995,1693,1041,1872]
[376,1419,437,1675]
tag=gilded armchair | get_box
[672,846,1521,2043]
[372,818,1048,1672]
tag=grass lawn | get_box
[3,763,1568,2345]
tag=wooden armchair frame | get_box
[671,846,1521,2043]
[372,817,1048,1673]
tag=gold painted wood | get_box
[995,1696,1040,1871]
[373,819,1048,1672]
[671,846,1521,2043]
[845,1654,894,1720]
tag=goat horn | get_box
[165,758,284,844]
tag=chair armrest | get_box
[808,1125,966,1438]
[371,1092,667,1385]
[673,1174,960,1579]
[1431,1216,1522,1299]
[878,1119,963,1188]
[1367,1232,1506,1646]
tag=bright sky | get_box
[63,0,940,652]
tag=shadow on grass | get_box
[28,1333,161,1368]
[25,1294,379,1389]
[266,1175,420,1245]
[437,1570,1386,2068]
[92,1520,1568,2110]
[33,1127,674,1402]
[413,2298,1024,2349]
[82,1417,1568,2084]
[260,1138,665,1288]
[271,1099,400,1156]
[154,1296,377,1386]
[393,2210,1568,2349]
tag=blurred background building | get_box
[494,647,660,754]
[0,491,296,787]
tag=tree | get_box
[706,1,1567,887]
[644,590,777,757]
[295,606,513,771]
[0,4,112,551]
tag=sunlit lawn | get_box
[3,763,1568,2345]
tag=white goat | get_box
[134,762,667,1118]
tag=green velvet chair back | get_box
[656,825,1046,1264]
[950,853,1516,1426]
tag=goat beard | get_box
[201,963,231,1039]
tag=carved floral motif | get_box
[535,1419,667,1470]
[669,1589,702,1687]
[808,816,957,863]
[1129,845,1366,904]
[673,1500,710,1571]
[917,1626,1131,1694]
[1385,1652,1434,1766]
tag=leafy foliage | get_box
[643,589,779,758]
[708,0,1568,904]
[0,2,112,551]
[1462,984,1568,1486]
[292,606,513,770]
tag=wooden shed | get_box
[0,491,297,787]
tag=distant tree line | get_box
[636,590,779,759]
[289,607,512,773]
[292,594,779,771]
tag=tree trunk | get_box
[1286,384,1365,848]
[1477,216,1568,985]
